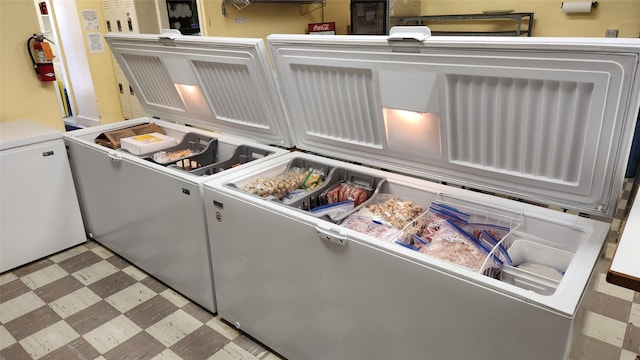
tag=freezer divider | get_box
[190,145,275,176]
[142,132,217,169]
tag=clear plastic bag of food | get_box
[341,214,403,243]
[465,223,510,243]
[310,200,355,221]
[321,182,370,207]
[415,202,470,243]
[298,167,325,191]
[366,194,426,230]
[241,170,302,199]
[419,220,502,274]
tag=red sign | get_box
[308,22,336,35]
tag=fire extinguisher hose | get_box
[27,36,38,75]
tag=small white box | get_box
[120,132,177,155]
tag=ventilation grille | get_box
[290,64,381,147]
[122,54,184,110]
[447,75,594,183]
[193,60,267,128]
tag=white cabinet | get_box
[1,121,86,272]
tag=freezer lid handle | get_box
[388,26,431,42]
[316,226,347,246]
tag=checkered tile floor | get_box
[0,242,283,360]
[1,182,639,360]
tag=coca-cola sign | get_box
[308,22,336,35]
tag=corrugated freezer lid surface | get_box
[268,34,640,217]
[104,33,291,147]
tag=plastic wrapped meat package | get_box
[340,194,426,243]
[340,198,521,277]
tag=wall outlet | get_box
[605,29,619,38]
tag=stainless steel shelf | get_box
[399,12,534,37]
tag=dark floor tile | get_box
[88,271,137,299]
[182,302,215,323]
[581,290,632,324]
[624,324,640,354]
[65,300,121,334]
[140,276,168,294]
[57,250,102,274]
[124,295,179,329]
[12,258,54,278]
[0,343,32,360]
[170,325,229,360]
[3,305,61,340]
[33,275,84,303]
[106,255,131,269]
[104,331,165,360]
[234,333,270,358]
[0,279,30,303]
[39,336,100,360]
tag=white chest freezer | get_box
[203,33,640,360]
[1,120,86,272]
[63,33,291,312]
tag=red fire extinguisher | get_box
[27,33,56,82]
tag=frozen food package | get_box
[367,194,426,230]
[321,182,370,206]
[419,220,502,275]
[242,170,301,198]
[298,167,325,190]
[310,200,355,220]
[242,167,326,199]
[341,215,403,243]
[417,202,470,243]
[465,223,511,243]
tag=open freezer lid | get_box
[104,32,291,147]
[268,33,640,217]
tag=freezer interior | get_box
[71,120,276,176]
[221,154,602,302]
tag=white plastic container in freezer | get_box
[63,32,291,312]
[203,33,640,359]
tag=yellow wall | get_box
[202,0,350,38]
[415,1,640,38]
[0,0,64,131]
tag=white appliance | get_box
[63,33,291,312]
[203,34,640,360]
[1,120,86,272]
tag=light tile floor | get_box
[1,181,639,360]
